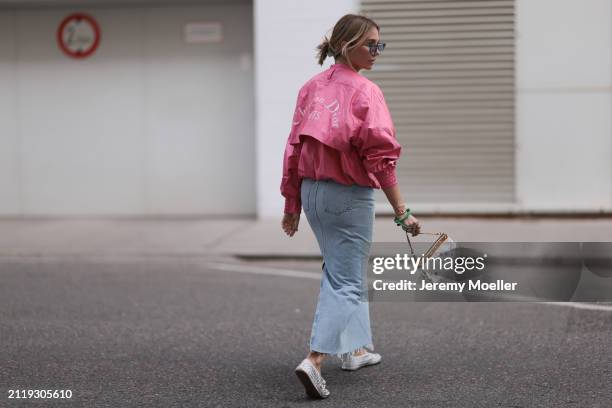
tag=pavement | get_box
[1,216,612,407]
[0,216,611,259]
[1,256,611,407]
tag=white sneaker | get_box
[295,358,330,399]
[341,350,382,371]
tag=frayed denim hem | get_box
[310,343,375,360]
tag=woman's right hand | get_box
[381,184,420,236]
[395,213,421,236]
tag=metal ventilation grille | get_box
[361,0,515,206]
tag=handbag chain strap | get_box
[405,230,449,258]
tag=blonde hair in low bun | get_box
[316,37,332,66]
[316,14,379,67]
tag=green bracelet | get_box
[394,208,411,225]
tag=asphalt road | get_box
[1,256,611,407]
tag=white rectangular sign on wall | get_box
[184,22,223,43]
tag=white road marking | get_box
[205,262,321,280]
[542,302,612,312]
[205,262,612,312]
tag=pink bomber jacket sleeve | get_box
[280,139,303,214]
[280,90,305,215]
[352,85,402,188]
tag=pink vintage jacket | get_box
[281,63,402,214]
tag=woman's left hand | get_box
[282,213,300,237]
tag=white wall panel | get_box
[516,0,612,211]
[516,92,612,210]
[143,5,254,214]
[255,0,358,218]
[0,11,21,213]
[0,3,254,216]
[517,0,612,90]
[17,8,145,214]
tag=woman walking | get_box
[280,14,420,399]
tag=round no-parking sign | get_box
[56,13,101,58]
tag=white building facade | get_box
[257,0,612,217]
[0,0,610,218]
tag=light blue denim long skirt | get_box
[301,177,375,357]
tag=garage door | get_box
[362,0,516,212]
